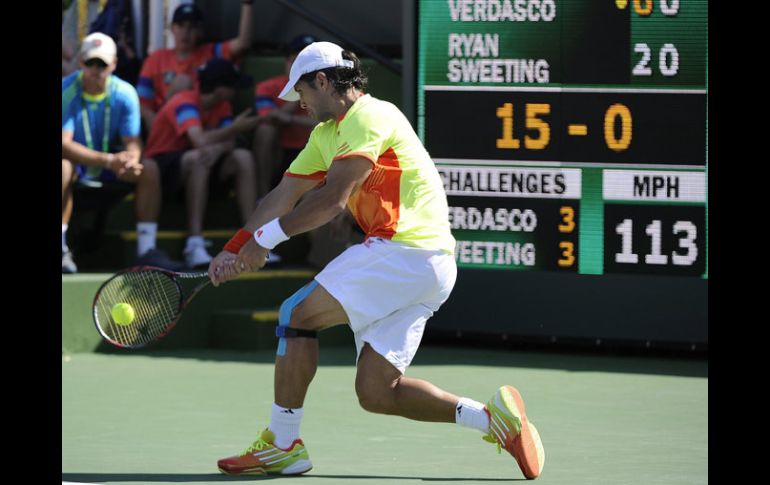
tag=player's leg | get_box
[342,240,544,478]
[354,316,545,479]
[217,282,348,476]
[355,342,458,422]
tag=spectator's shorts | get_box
[152,150,231,200]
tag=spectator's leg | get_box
[118,159,162,256]
[61,159,77,272]
[180,147,222,237]
[253,122,281,198]
[62,159,75,225]
[130,158,161,223]
[220,148,258,223]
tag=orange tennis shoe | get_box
[483,385,545,479]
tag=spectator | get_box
[252,34,319,197]
[62,32,77,77]
[137,1,254,131]
[142,58,260,269]
[62,0,103,76]
[62,33,182,273]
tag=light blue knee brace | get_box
[276,280,319,356]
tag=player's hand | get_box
[208,250,238,287]
[234,238,269,275]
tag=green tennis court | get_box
[62,346,707,484]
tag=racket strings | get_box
[95,271,182,347]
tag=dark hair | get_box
[298,50,368,96]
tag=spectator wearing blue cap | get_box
[137,1,255,132]
[252,34,320,197]
[142,58,261,269]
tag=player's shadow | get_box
[62,472,522,482]
[97,342,707,378]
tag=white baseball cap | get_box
[278,41,354,101]
[80,32,117,64]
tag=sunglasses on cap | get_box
[84,58,109,69]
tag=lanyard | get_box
[79,74,112,177]
[81,102,111,152]
[81,82,112,152]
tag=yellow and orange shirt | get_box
[287,94,455,254]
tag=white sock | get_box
[269,403,304,450]
[136,222,157,256]
[62,224,69,252]
[185,235,205,250]
[455,397,490,434]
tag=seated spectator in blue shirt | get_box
[62,32,182,273]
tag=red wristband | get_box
[224,229,252,254]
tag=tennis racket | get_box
[92,266,211,349]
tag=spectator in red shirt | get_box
[137,1,254,131]
[142,58,260,269]
[252,34,319,197]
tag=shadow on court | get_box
[93,342,707,378]
[62,472,522,482]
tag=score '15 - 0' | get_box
[496,102,633,152]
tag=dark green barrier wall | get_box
[429,270,707,349]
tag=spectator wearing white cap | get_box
[137,1,255,132]
[62,32,183,273]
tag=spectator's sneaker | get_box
[483,385,545,479]
[135,248,185,272]
[184,244,213,269]
[62,250,78,274]
[218,428,313,476]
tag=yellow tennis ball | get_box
[111,303,135,325]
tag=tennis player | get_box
[209,41,545,479]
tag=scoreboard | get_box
[418,0,707,279]
[416,0,708,347]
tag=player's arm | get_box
[223,156,372,279]
[209,174,321,285]
[62,130,115,169]
[227,2,254,58]
[271,156,372,236]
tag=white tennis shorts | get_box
[315,237,457,373]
